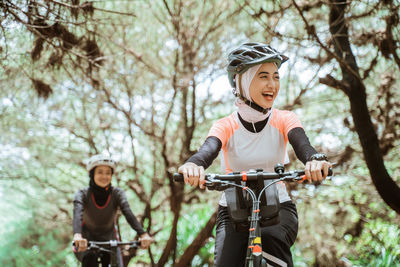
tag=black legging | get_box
[75,247,123,267]
[82,251,111,267]
[214,201,298,267]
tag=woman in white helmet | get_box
[72,154,152,266]
[178,42,332,266]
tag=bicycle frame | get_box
[174,165,332,267]
[210,175,296,267]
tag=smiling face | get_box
[93,165,113,188]
[249,62,280,109]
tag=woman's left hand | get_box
[304,160,332,182]
[139,233,153,249]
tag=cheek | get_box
[274,81,280,92]
[249,81,262,98]
[249,89,257,100]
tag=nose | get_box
[265,77,275,89]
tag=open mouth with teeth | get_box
[262,92,274,100]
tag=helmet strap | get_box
[238,96,271,114]
[237,74,245,97]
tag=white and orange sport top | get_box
[208,109,303,206]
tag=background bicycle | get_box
[73,240,141,267]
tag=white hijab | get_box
[234,64,272,123]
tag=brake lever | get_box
[281,175,303,182]
[205,179,229,191]
[88,244,112,254]
[291,176,303,182]
[204,179,219,190]
[88,244,99,250]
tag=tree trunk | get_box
[328,0,400,214]
[174,209,218,267]
[157,171,184,266]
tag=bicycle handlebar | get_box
[173,168,333,183]
[72,240,141,251]
[173,166,332,267]
[88,240,141,247]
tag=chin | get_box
[262,103,273,109]
[266,102,274,108]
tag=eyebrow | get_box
[258,71,279,75]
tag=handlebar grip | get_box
[301,167,333,182]
[173,173,184,182]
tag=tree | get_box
[1,0,246,265]
[2,0,399,266]
[240,0,400,214]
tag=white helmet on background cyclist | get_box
[86,154,116,173]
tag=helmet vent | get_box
[226,42,288,88]
[242,51,256,58]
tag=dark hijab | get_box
[89,168,113,206]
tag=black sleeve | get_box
[288,127,318,165]
[186,136,222,169]
[73,188,87,234]
[115,188,146,236]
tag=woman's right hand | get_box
[73,233,88,252]
[178,162,205,189]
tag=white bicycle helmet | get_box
[86,154,116,172]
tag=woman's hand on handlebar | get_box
[73,233,88,252]
[139,233,153,249]
[305,160,332,182]
[178,162,206,189]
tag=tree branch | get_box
[175,209,218,267]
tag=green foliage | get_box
[1,0,400,266]
[290,162,400,266]
[177,203,214,250]
[194,238,215,267]
[0,216,70,266]
[176,204,215,266]
[348,219,400,266]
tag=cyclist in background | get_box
[73,154,152,266]
[178,42,332,267]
